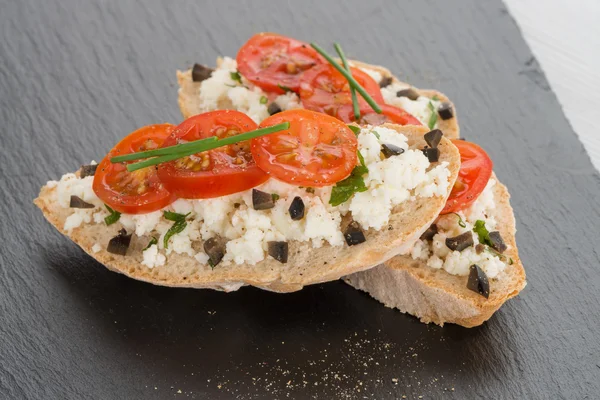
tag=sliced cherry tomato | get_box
[236,33,325,94]
[93,124,177,214]
[337,104,422,126]
[441,140,493,214]
[299,64,385,117]
[252,109,357,186]
[157,110,269,199]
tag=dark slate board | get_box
[1,0,598,398]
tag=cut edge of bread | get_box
[34,125,460,293]
[343,174,526,327]
[176,58,459,139]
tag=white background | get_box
[505,0,600,170]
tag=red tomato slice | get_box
[236,33,325,94]
[157,110,269,199]
[93,124,177,214]
[441,140,493,214]
[299,64,385,117]
[337,104,422,126]
[252,109,358,187]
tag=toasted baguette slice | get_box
[34,125,460,293]
[176,59,459,139]
[344,174,526,327]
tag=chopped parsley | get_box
[427,101,438,130]
[260,95,268,104]
[271,193,280,202]
[473,220,492,246]
[143,237,158,251]
[329,151,369,206]
[163,211,190,249]
[347,125,360,136]
[104,205,121,226]
[371,130,380,140]
[230,71,242,84]
[451,213,467,228]
[277,84,292,92]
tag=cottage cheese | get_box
[48,126,450,268]
[193,58,435,127]
[410,179,508,278]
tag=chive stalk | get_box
[310,43,382,114]
[122,122,290,172]
[333,43,360,121]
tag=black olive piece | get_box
[80,164,98,178]
[467,264,490,298]
[488,231,507,253]
[424,129,443,149]
[422,147,440,162]
[288,196,305,221]
[69,195,95,209]
[267,102,282,115]
[420,223,438,241]
[191,63,214,82]
[252,189,275,210]
[204,236,227,268]
[437,102,454,120]
[445,232,474,252]
[381,143,405,159]
[379,76,393,88]
[268,241,288,263]
[107,229,132,256]
[396,88,419,101]
[344,221,366,246]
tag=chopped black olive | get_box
[379,76,393,88]
[268,102,282,115]
[191,63,214,82]
[475,243,486,254]
[381,143,405,158]
[252,189,275,210]
[80,164,98,178]
[69,195,95,209]
[424,129,443,148]
[344,221,366,246]
[288,196,305,220]
[204,236,227,268]
[467,264,490,298]
[445,232,474,251]
[107,229,132,256]
[396,88,419,101]
[437,102,454,120]
[420,223,438,241]
[268,241,288,263]
[488,231,507,253]
[422,147,440,162]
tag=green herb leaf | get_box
[104,205,121,226]
[485,245,514,265]
[230,71,242,84]
[271,193,280,202]
[208,259,216,270]
[451,213,466,228]
[432,95,440,101]
[329,154,369,206]
[163,211,190,249]
[143,237,158,251]
[277,84,292,92]
[473,220,492,246]
[260,95,268,104]
[371,130,380,140]
[347,125,361,136]
[427,101,438,130]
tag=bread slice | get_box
[343,174,526,327]
[176,59,459,139]
[34,125,461,293]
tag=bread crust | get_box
[344,174,526,327]
[34,126,460,293]
[176,59,459,139]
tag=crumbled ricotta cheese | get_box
[91,243,102,253]
[411,179,507,278]
[380,82,440,128]
[142,244,166,268]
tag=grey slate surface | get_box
[1,0,599,398]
